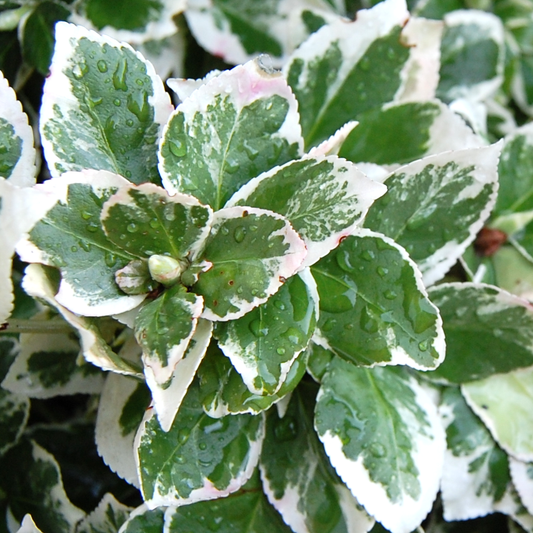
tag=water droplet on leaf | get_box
[113,58,128,91]
[234,226,246,243]
[127,223,137,233]
[169,139,187,157]
[249,319,268,337]
[274,415,298,441]
[97,60,108,72]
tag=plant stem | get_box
[0,318,74,335]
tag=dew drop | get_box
[79,240,91,252]
[175,454,185,464]
[234,226,246,243]
[225,158,239,174]
[97,60,108,73]
[199,442,207,451]
[274,300,286,311]
[72,60,89,79]
[220,226,229,236]
[387,48,396,60]
[283,327,302,345]
[81,211,92,220]
[70,246,78,253]
[360,307,379,333]
[149,218,159,229]
[361,250,375,262]
[276,347,286,355]
[164,206,176,221]
[384,289,397,300]
[359,56,370,71]
[336,250,356,272]
[126,119,134,126]
[178,428,190,444]
[243,140,259,160]
[169,139,187,157]
[112,58,128,91]
[86,222,99,233]
[88,96,103,108]
[418,340,428,352]
[369,442,386,458]
[249,319,268,337]
[113,98,121,107]
[406,217,426,231]
[127,90,150,122]
[105,252,117,267]
[125,170,132,178]
[322,317,336,332]
[127,223,137,233]
[376,266,388,278]
[54,257,67,267]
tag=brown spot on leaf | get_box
[474,227,507,257]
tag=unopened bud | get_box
[148,255,185,286]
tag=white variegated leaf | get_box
[75,493,133,533]
[15,515,44,533]
[510,457,533,516]
[0,71,37,186]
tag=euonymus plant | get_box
[3,0,533,532]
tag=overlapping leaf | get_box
[338,100,483,166]
[40,22,172,184]
[439,386,511,521]
[159,58,302,210]
[227,155,386,267]
[76,493,132,533]
[260,384,375,533]
[197,341,308,417]
[315,358,445,533]
[95,372,150,487]
[214,271,317,395]
[284,0,441,147]
[135,380,264,507]
[311,230,445,370]
[118,506,164,533]
[18,171,145,317]
[364,144,501,285]
[428,283,533,383]
[194,206,307,320]
[462,366,533,462]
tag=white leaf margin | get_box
[510,456,533,516]
[14,515,43,533]
[318,370,446,533]
[75,492,133,533]
[0,71,37,187]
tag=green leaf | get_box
[21,264,143,377]
[0,70,37,186]
[214,271,317,395]
[95,373,150,487]
[184,0,340,67]
[439,387,511,521]
[338,100,482,166]
[159,58,302,210]
[118,506,164,533]
[428,283,533,383]
[315,358,445,533]
[364,144,501,285]
[40,21,172,184]
[75,493,132,533]
[227,155,386,267]
[284,0,440,147]
[2,328,103,398]
[21,172,145,317]
[260,383,374,533]
[146,319,212,432]
[135,380,264,507]
[135,284,204,385]
[311,230,444,370]
[19,1,70,75]
[194,207,306,320]
[165,470,293,533]
[0,439,85,533]
[436,10,505,103]
[494,123,533,216]
[306,342,335,383]
[462,366,533,462]
[197,340,308,417]
[101,183,213,261]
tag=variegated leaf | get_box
[0,178,56,324]
[1,439,86,533]
[439,386,511,521]
[284,0,441,147]
[338,100,483,166]
[214,271,317,396]
[198,340,308,417]
[428,283,533,383]
[165,469,293,532]
[0,70,37,186]
[21,263,143,377]
[41,22,172,184]
[146,319,212,432]
[15,515,44,533]
[159,58,302,210]
[70,0,185,44]
[436,10,505,103]
[184,0,341,67]
[311,230,445,370]
[2,328,103,398]
[315,358,445,533]
[75,493,132,533]
[135,380,264,507]
[463,366,533,462]
[101,183,213,261]
[261,383,375,533]
[194,206,306,321]
[135,285,204,386]
[364,144,501,286]
[227,155,386,268]
[510,457,533,515]
[95,372,150,487]
[17,171,145,317]
[117,506,164,533]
